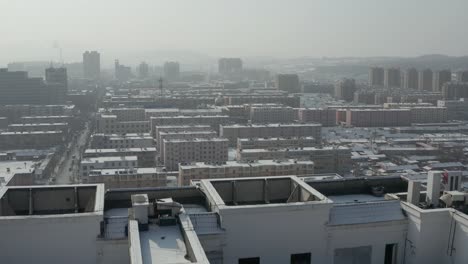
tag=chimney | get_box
[407,180,421,205]
[427,171,442,207]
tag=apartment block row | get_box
[297,108,337,127]
[237,146,352,174]
[0,131,64,150]
[178,159,315,186]
[162,137,229,170]
[86,167,176,188]
[89,133,154,149]
[237,136,317,150]
[95,114,149,134]
[220,123,322,146]
[83,147,156,167]
[152,124,212,140]
[150,115,229,134]
[249,105,296,123]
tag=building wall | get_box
[297,108,337,127]
[163,139,229,171]
[220,124,322,146]
[96,239,130,264]
[328,221,407,264]
[0,214,102,264]
[218,204,332,264]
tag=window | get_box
[384,244,397,264]
[291,253,311,264]
[239,257,260,264]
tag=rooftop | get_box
[0,184,104,217]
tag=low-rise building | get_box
[150,115,229,133]
[163,137,229,171]
[249,105,296,123]
[438,99,468,120]
[178,159,314,186]
[237,136,317,150]
[95,114,149,134]
[237,146,352,174]
[8,122,68,133]
[409,107,448,123]
[297,108,337,126]
[220,123,322,146]
[153,125,212,140]
[83,147,157,167]
[89,133,154,149]
[0,131,64,150]
[345,109,411,127]
[80,156,138,177]
[86,167,176,188]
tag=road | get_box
[53,122,91,185]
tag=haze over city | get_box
[2,1,468,264]
[2,0,468,65]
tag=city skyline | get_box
[1,0,468,65]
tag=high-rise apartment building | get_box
[334,78,356,102]
[0,69,46,105]
[163,61,180,81]
[433,70,452,92]
[137,61,149,79]
[82,51,100,80]
[45,67,67,104]
[218,58,242,75]
[114,60,132,81]
[442,82,468,99]
[418,68,433,91]
[369,67,385,86]
[404,68,419,89]
[276,74,300,93]
[384,68,401,88]
[456,70,468,82]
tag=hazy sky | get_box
[1,0,468,65]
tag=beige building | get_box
[150,115,229,133]
[157,131,217,148]
[145,108,223,119]
[83,147,157,167]
[249,105,296,123]
[163,138,229,171]
[153,124,212,140]
[237,136,317,150]
[345,109,411,127]
[225,95,300,107]
[178,159,314,186]
[89,133,154,149]
[158,131,217,161]
[297,108,337,127]
[80,156,138,178]
[86,167,176,188]
[409,107,448,123]
[236,146,351,174]
[95,114,149,134]
[220,123,322,146]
